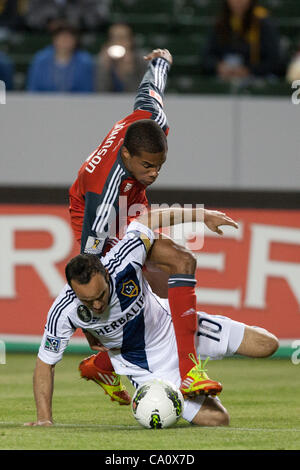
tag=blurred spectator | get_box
[286,43,300,83]
[27,23,94,93]
[0,0,29,31]
[0,51,14,89]
[97,23,146,93]
[201,0,280,81]
[26,0,111,32]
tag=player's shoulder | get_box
[118,109,152,128]
[102,233,144,276]
[46,284,78,334]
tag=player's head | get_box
[65,254,110,316]
[122,120,168,187]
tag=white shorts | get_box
[111,312,246,422]
[183,312,246,422]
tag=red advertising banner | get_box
[0,205,299,340]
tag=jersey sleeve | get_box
[102,221,155,272]
[80,162,126,254]
[133,57,170,134]
[37,287,77,365]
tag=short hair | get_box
[123,119,168,157]
[65,254,107,286]
[51,21,80,47]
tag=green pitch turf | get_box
[0,353,300,450]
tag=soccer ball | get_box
[131,378,184,429]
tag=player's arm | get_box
[25,288,76,426]
[83,329,108,352]
[121,208,237,270]
[137,207,238,235]
[24,358,55,426]
[80,177,123,254]
[133,49,172,133]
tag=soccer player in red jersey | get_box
[69,49,238,404]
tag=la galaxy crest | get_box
[121,280,139,298]
[115,264,141,311]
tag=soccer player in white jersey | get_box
[26,206,279,427]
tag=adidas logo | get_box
[181,308,196,318]
[124,183,133,192]
[181,377,194,388]
[97,372,117,386]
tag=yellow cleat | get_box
[79,354,131,405]
[180,354,223,398]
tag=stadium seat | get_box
[260,0,300,18]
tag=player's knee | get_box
[192,408,230,427]
[170,247,196,275]
[208,409,230,427]
[253,328,279,357]
[237,326,279,358]
[219,409,230,426]
[263,332,279,357]
[192,398,230,427]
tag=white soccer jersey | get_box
[38,220,245,422]
[38,221,174,372]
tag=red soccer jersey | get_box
[69,57,170,254]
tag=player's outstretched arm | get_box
[133,49,172,133]
[24,357,55,426]
[137,207,238,235]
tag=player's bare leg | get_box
[191,396,230,427]
[142,262,169,298]
[235,326,279,358]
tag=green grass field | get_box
[1,353,300,450]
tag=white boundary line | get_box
[0,422,300,432]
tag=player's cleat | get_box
[79,354,131,405]
[180,354,223,398]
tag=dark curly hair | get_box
[65,254,107,286]
[123,119,168,157]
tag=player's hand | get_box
[144,49,173,65]
[24,420,53,427]
[204,210,238,235]
[83,329,109,352]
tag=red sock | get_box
[94,351,114,372]
[168,274,198,379]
